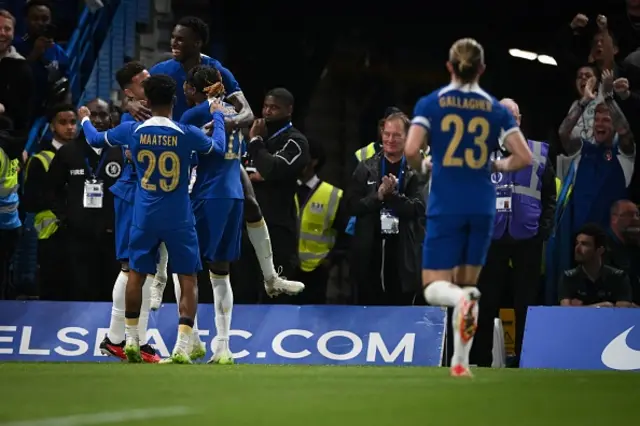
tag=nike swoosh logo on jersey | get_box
[367,180,376,185]
[601,326,640,370]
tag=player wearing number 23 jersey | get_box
[412,83,519,269]
[81,110,227,275]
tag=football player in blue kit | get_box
[99,62,168,363]
[79,74,228,364]
[180,65,305,364]
[404,38,533,377]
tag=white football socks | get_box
[139,276,152,345]
[173,273,200,332]
[246,219,277,281]
[424,280,464,307]
[156,243,169,283]
[211,273,233,340]
[107,271,127,343]
[451,298,479,367]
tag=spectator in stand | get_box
[559,223,633,308]
[604,200,640,307]
[13,0,69,116]
[558,69,634,232]
[45,99,123,301]
[346,112,425,305]
[21,103,76,300]
[612,73,640,202]
[0,9,34,134]
[566,14,618,73]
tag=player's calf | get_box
[123,269,146,363]
[207,262,234,365]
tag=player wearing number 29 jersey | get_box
[405,38,531,378]
[82,87,227,275]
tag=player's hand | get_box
[249,171,264,182]
[77,106,91,120]
[128,99,151,121]
[613,77,631,100]
[583,76,597,101]
[124,149,132,161]
[249,119,266,139]
[596,14,607,31]
[209,98,224,113]
[570,13,589,30]
[601,69,614,94]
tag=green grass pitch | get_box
[0,363,637,425]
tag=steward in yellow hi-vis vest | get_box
[294,138,347,304]
[24,150,58,239]
[295,180,343,272]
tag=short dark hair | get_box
[46,103,75,123]
[25,0,52,15]
[115,61,146,90]
[266,87,294,107]
[186,65,221,94]
[577,223,607,250]
[142,74,176,108]
[176,16,209,44]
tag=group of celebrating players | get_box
[79,16,305,365]
[78,14,534,376]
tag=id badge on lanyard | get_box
[496,184,514,213]
[83,153,108,209]
[379,156,405,235]
[84,179,104,208]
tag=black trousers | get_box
[38,230,72,301]
[0,227,21,299]
[66,231,120,302]
[290,265,329,305]
[230,226,298,304]
[471,237,543,367]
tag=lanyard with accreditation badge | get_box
[83,152,109,209]
[379,155,406,235]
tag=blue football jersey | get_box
[412,83,519,216]
[82,113,227,231]
[179,101,244,200]
[150,55,241,120]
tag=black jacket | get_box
[22,140,63,214]
[346,152,426,295]
[0,47,35,134]
[247,124,310,232]
[45,137,124,238]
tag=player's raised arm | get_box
[78,106,132,148]
[493,106,533,173]
[406,96,432,173]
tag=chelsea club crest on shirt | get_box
[105,162,122,178]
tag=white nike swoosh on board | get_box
[601,326,640,371]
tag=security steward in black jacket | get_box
[231,87,310,303]
[45,99,123,301]
[346,112,426,306]
[22,103,77,300]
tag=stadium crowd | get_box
[1,0,640,366]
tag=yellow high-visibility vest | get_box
[0,148,19,197]
[25,151,59,240]
[354,143,377,162]
[294,182,343,272]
